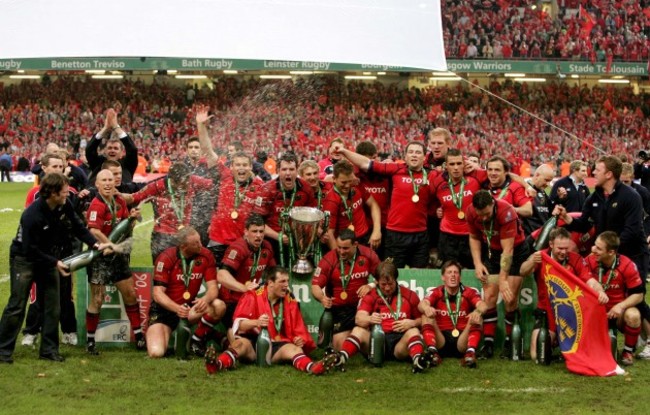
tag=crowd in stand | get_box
[442,0,650,61]
[1,77,649,175]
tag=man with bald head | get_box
[84,169,143,354]
[522,164,555,237]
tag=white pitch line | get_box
[0,275,9,283]
[440,387,567,394]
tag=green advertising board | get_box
[76,267,538,349]
[3,57,647,76]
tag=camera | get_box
[639,150,650,161]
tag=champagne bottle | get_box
[534,216,558,251]
[317,309,334,350]
[369,323,385,367]
[61,217,135,273]
[511,312,523,361]
[536,310,552,365]
[175,316,191,360]
[62,249,100,272]
[256,327,272,367]
[108,216,136,243]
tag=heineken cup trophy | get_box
[288,207,324,275]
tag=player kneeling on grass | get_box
[335,260,431,373]
[205,266,336,375]
[146,227,220,358]
[419,260,487,368]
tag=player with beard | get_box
[254,152,317,267]
[419,260,487,368]
[85,169,143,354]
[334,141,438,268]
[189,214,276,356]
[205,266,337,375]
[430,149,482,269]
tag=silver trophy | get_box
[289,207,325,275]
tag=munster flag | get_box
[540,252,624,376]
[579,5,596,40]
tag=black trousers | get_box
[0,256,60,357]
[23,275,77,335]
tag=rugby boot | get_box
[86,340,100,355]
[310,353,337,375]
[462,350,477,368]
[205,345,222,375]
[621,351,635,366]
[477,341,494,360]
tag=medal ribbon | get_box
[278,184,297,269]
[408,168,428,199]
[338,250,358,293]
[598,256,618,291]
[167,178,185,226]
[249,248,261,282]
[269,299,284,336]
[496,183,510,200]
[376,287,402,321]
[99,194,117,228]
[234,177,252,209]
[483,214,495,255]
[444,289,462,331]
[179,254,196,299]
[333,185,353,224]
[448,176,466,212]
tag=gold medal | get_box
[412,194,420,203]
[347,224,355,232]
[177,224,185,230]
[340,291,348,300]
[274,335,281,341]
[452,329,460,338]
[457,211,465,220]
[231,211,239,219]
[183,291,191,301]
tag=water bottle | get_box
[175,318,191,360]
[256,327,272,367]
[535,310,552,365]
[369,323,385,367]
[317,309,334,350]
[511,312,523,361]
[534,216,558,251]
